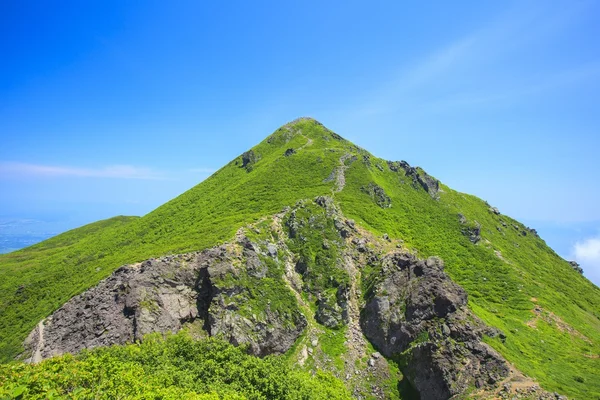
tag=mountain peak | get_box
[284,116,320,126]
[1,118,599,399]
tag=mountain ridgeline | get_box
[0,118,599,399]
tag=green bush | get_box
[0,332,351,400]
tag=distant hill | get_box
[1,118,598,399]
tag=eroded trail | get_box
[334,153,352,193]
[297,134,313,151]
[32,320,45,364]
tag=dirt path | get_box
[32,320,45,363]
[341,253,369,380]
[297,134,313,151]
[333,153,352,193]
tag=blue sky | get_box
[1,1,599,284]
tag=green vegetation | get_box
[211,242,300,325]
[0,332,351,400]
[284,200,350,324]
[1,118,599,398]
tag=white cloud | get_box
[0,162,165,180]
[574,237,600,263]
[573,236,600,286]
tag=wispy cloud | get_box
[355,1,597,117]
[0,162,165,180]
[573,235,600,286]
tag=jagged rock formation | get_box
[388,160,440,199]
[241,150,258,171]
[24,239,306,360]
[361,253,509,399]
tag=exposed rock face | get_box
[24,239,306,361]
[388,160,440,199]
[241,150,258,171]
[361,253,509,400]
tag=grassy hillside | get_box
[1,118,598,398]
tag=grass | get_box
[0,118,598,398]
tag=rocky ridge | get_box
[23,196,563,399]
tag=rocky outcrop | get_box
[489,206,501,215]
[241,150,258,171]
[459,216,481,244]
[569,261,583,274]
[24,239,306,361]
[361,253,509,400]
[388,160,440,199]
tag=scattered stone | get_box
[267,243,278,257]
[314,195,334,208]
[372,352,381,359]
[362,154,371,166]
[489,207,501,215]
[569,261,584,274]
[284,148,296,157]
[334,219,351,238]
[527,227,539,237]
[352,237,368,253]
[462,221,481,244]
[442,324,451,336]
[311,339,318,347]
[368,358,375,367]
[458,213,467,224]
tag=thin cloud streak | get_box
[354,1,596,118]
[0,162,166,180]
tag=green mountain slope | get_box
[1,118,598,398]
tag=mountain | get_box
[0,118,598,399]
